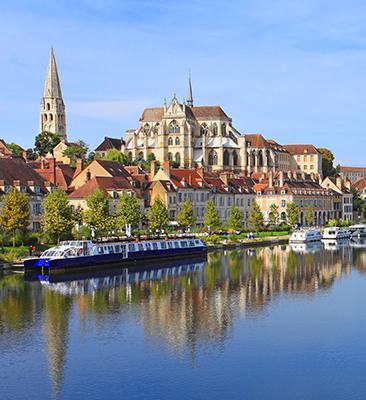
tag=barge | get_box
[23,238,207,271]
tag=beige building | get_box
[284,144,323,177]
[340,166,366,183]
[122,79,295,175]
[40,48,67,139]
[321,176,353,221]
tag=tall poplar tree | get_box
[0,187,30,246]
[177,199,196,229]
[203,199,221,231]
[286,202,299,226]
[147,196,169,231]
[248,202,264,231]
[304,206,314,226]
[41,189,74,243]
[268,203,280,226]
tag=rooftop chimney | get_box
[74,159,84,177]
[336,175,342,189]
[150,160,156,180]
[162,160,171,178]
[48,158,56,185]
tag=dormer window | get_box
[34,185,41,193]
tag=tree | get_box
[41,189,74,243]
[318,148,337,178]
[203,199,221,231]
[7,143,23,157]
[147,196,169,231]
[103,149,130,165]
[115,192,141,231]
[268,203,279,226]
[177,199,196,229]
[286,202,299,226]
[62,140,89,161]
[34,131,61,156]
[0,187,30,246]
[248,202,264,231]
[82,189,113,238]
[227,204,243,231]
[26,148,37,160]
[304,206,314,226]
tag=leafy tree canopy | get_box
[62,140,89,161]
[7,143,23,157]
[147,196,169,231]
[34,131,61,157]
[248,201,264,231]
[318,148,337,178]
[268,203,279,226]
[286,202,299,226]
[177,199,196,229]
[115,192,141,230]
[203,199,221,231]
[304,206,314,226]
[227,204,243,231]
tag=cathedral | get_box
[39,48,67,139]
[124,77,291,174]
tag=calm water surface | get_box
[2,242,366,400]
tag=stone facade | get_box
[39,48,67,139]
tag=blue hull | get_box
[24,246,207,270]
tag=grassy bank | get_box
[202,231,290,245]
[0,245,50,264]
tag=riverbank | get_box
[206,235,290,251]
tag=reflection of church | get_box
[124,77,291,173]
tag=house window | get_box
[168,137,173,145]
[175,137,180,145]
[281,199,286,207]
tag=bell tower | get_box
[39,48,67,139]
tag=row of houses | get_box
[0,146,355,231]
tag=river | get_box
[1,241,366,399]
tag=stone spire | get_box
[186,72,193,107]
[39,48,67,139]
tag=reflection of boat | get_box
[322,239,349,250]
[24,259,206,295]
[349,225,366,239]
[322,227,351,240]
[289,229,322,243]
[289,241,322,254]
[349,238,366,248]
[24,239,207,271]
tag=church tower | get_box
[187,73,193,107]
[39,48,67,139]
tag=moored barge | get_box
[24,238,207,271]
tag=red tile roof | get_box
[340,166,366,173]
[95,137,124,152]
[354,177,366,190]
[283,144,319,155]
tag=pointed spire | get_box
[43,47,63,98]
[187,71,193,107]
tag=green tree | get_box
[41,189,74,243]
[115,192,141,231]
[203,199,221,231]
[304,206,314,226]
[102,149,130,165]
[147,196,169,231]
[26,148,37,160]
[7,143,23,157]
[318,148,337,178]
[227,204,243,231]
[268,203,279,226]
[286,202,299,226]
[34,131,61,157]
[0,187,30,246]
[62,140,89,161]
[177,199,196,229]
[82,189,113,238]
[248,201,264,231]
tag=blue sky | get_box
[0,0,366,165]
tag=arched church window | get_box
[47,103,50,111]
[233,150,238,166]
[222,123,227,136]
[200,123,208,136]
[175,152,181,164]
[154,123,160,134]
[44,114,48,121]
[168,152,173,161]
[143,123,150,135]
[208,150,218,166]
[169,120,180,134]
[50,114,53,121]
[223,150,230,166]
[168,137,173,146]
[212,123,218,136]
[175,137,180,145]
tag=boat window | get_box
[145,243,151,250]
[152,242,158,250]
[181,241,188,248]
[174,242,180,248]
[108,246,114,253]
[98,247,104,255]
[189,240,195,247]
[195,240,200,245]
[160,242,167,249]
[114,245,121,253]
[167,242,174,249]
[138,243,144,251]
[128,244,135,252]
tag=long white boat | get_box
[24,238,207,271]
[322,227,351,240]
[289,229,322,243]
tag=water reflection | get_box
[1,242,366,398]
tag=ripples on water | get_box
[2,242,366,400]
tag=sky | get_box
[0,0,366,165]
